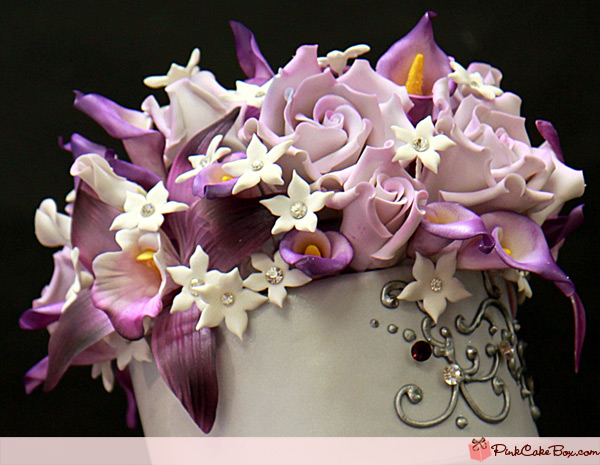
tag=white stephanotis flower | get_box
[391,116,455,174]
[167,245,211,313]
[220,79,272,108]
[504,268,533,300]
[110,181,188,232]
[91,361,114,392]
[143,48,201,88]
[175,134,231,184]
[398,251,472,323]
[260,171,333,235]
[196,268,268,339]
[244,251,312,307]
[317,44,371,75]
[223,135,291,195]
[105,333,153,370]
[62,247,94,313]
[448,61,503,100]
[34,198,72,248]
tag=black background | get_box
[2,1,598,437]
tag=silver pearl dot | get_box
[387,324,398,334]
[456,416,468,429]
[369,319,379,328]
[290,201,308,219]
[221,292,235,306]
[412,136,430,152]
[251,160,264,171]
[140,203,156,217]
[403,329,416,342]
[189,277,202,297]
[430,277,443,292]
[265,266,284,285]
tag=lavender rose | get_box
[241,45,413,183]
[421,72,585,223]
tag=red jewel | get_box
[411,340,432,362]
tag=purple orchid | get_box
[408,202,494,257]
[279,229,353,278]
[376,11,452,124]
[457,210,585,371]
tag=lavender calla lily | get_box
[408,202,494,257]
[152,305,218,433]
[542,204,584,256]
[279,229,353,278]
[74,91,167,179]
[115,367,139,429]
[103,151,162,193]
[229,21,274,85]
[24,357,49,394]
[457,210,585,371]
[60,133,108,160]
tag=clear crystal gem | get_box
[290,201,308,219]
[189,277,202,297]
[221,292,235,306]
[251,160,264,171]
[430,277,443,292]
[140,203,155,217]
[443,363,463,385]
[369,319,379,328]
[265,266,284,284]
[412,136,430,152]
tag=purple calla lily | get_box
[60,133,108,160]
[376,12,452,124]
[103,151,162,193]
[542,204,584,256]
[279,229,353,278]
[166,108,241,205]
[115,367,139,429]
[74,91,167,179]
[457,210,585,371]
[191,152,245,199]
[24,357,49,394]
[229,21,274,85]
[536,120,564,163]
[408,202,494,257]
[152,305,218,433]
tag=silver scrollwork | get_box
[388,271,539,428]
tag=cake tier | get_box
[131,266,539,436]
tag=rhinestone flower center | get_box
[189,277,202,297]
[265,266,284,285]
[470,80,480,88]
[251,160,264,171]
[412,136,430,152]
[290,201,308,219]
[221,292,235,306]
[255,90,266,98]
[443,363,463,385]
[199,157,210,168]
[430,277,443,292]
[140,203,156,217]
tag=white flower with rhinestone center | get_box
[448,61,503,100]
[167,245,211,313]
[398,250,472,323]
[196,268,268,339]
[317,44,371,75]
[223,135,291,195]
[143,48,201,88]
[391,116,455,174]
[175,134,232,184]
[244,251,312,307]
[220,79,272,108]
[110,181,188,232]
[260,170,333,235]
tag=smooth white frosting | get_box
[131,266,539,436]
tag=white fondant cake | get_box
[131,267,539,436]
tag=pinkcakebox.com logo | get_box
[468,437,600,461]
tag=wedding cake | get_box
[22,12,585,436]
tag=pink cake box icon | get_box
[469,437,491,461]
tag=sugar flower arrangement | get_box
[22,12,586,432]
